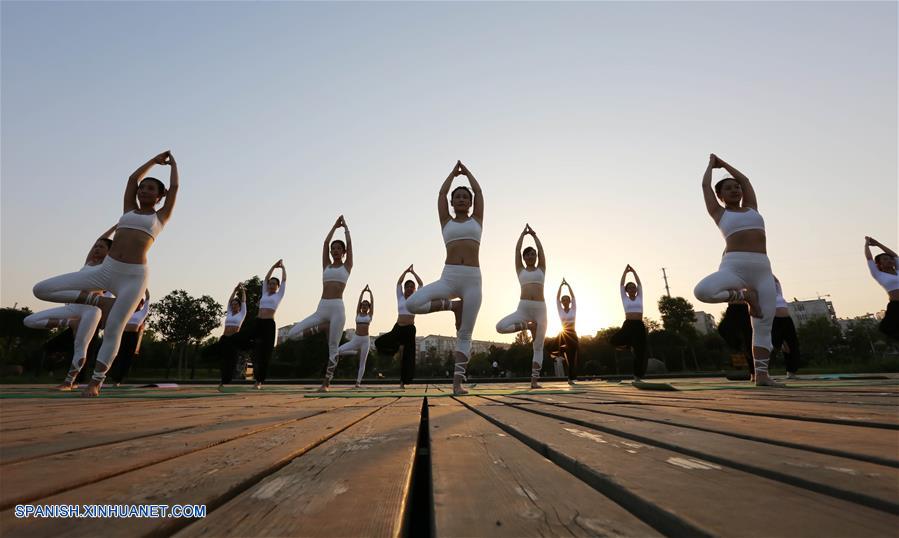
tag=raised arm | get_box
[620,265,630,287]
[871,237,899,259]
[438,162,461,226]
[459,161,483,223]
[632,267,642,294]
[368,286,375,317]
[240,286,247,315]
[99,223,117,240]
[397,266,411,288]
[357,287,366,315]
[343,219,353,271]
[410,265,423,287]
[556,280,564,307]
[124,151,169,213]
[323,217,342,269]
[515,227,526,273]
[532,228,546,272]
[702,154,724,220]
[263,260,280,296]
[156,152,179,224]
[716,155,757,210]
[568,281,576,309]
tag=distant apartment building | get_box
[787,298,837,327]
[277,325,356,345]
[692,311,716,335]
[411,334,510,356]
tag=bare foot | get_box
[745,289,762,318]
[755,373,785,388]
[453,375,468,395]
[254,382,262,390]
[354,383,361,389]
[567,380,576,386]
[81,380,102,398]
[451,300,463,331]
[530,378,542,389]
[399,383,405,390]
[54,383,75,391]
[316,385,330,393]
[217,384,226,392]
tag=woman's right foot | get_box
[452,375,468,395]
[81,380,102,398]
[755,373,785,387]
[530,378,542,389]
[745,289,762,318]
[567,380,576,386]
[54,382,76,391]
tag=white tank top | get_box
[774,281,789,310]
[128,300,150,326]
[117,210,164,239]
[558,299,576,323]
[224,302,247,328]
[396,286,412,316]
[356,313,371,325]
[518,268,545,286]
[621,286,643,314]
[323,264,350,284]
[868,258,899,293]
[717,208,765,238]
[442,218,482,244]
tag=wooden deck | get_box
[1,376,898,537]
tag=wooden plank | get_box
[0,399,368,508]
[486,397,899,514]
[174,399,423,538]
[520,399,899,467]
[0,402,391,537]
[429,400,660,537]
[463,398,899,537]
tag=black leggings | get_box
[110,331,140,384]
[253,318,276,383]
[559,328,579,381]
[880,301,899,341]
[611,319,648,378]
[771,316,800,373]
[375,323,417,384]
[219,334,240,384]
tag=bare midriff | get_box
[625,312,643,321]
[257,309,276,320]
[775,307,790,317]
[223,326,241,336]
[356,323,370,337]
[322,281,346,300]
[445,240,480,267]
[397,314,415,326]
[109,229,154,265]
[124,324,142,332]
[520,283,544,302]
[561,320,576,333]
[724,229,766,254]
[889,290,899,301]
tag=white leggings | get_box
[337,334,371,384]
[496,300,547,376]
[694,252,776,367]
[24,304,102,384]
[405,265,482,375]
[287,298,346,380]
[32,257,149,382]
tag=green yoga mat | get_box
[305,388,588,398]
[634,379,899,391]
[0,391,236,399]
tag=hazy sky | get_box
[2,1,896,342]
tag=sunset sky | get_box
[2,1,896,342]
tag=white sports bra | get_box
[558,299,576,323]
[356,314,372,325]
[259,282,285,311]
[396,286,412,316]
[323,264,350,284]
[117,210,164,239]
[717,208,765,238]
[621,286,643,314]
[868,258,899,293]
[225,302,247,328]
[518,268,545,286]
[442,218,482,245]
[128,300,150,326]
[775,281,789,310]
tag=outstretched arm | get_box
[323,217,342,269]
[865,237,874,260]
[343,219,353,271]
[438,162,461,226]
[632,267,642,295]
[156,152,179,224]
[716,155,757,210]
[620,265,629,287]
[871,237,899,259]
[702,154,724,220]
[459,161,484,223]
[515,227,526,273]
[357,287,366,315]
[124,151,170,213]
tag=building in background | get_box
[788,298,837,327]
[692,311,716,335]
[415,334,510,355]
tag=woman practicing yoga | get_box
[218,283,247,389]
[375,265,423,389]
[406,161,484,395]
[33,150,178,396]
[496,224,547,389]
[287,216,353,392]
[694,154,782,387]
[864,236,899,340]
[109,289,150,386]
[254,260,287,389]
[25,225,116,390]
[611,265,648,381]
[556,278,578,384]
[336,285,374,388]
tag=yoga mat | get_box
[304,388,588,398]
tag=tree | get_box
[658,296,698,340]
[797,315,843,364]
[149,290,223,379]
